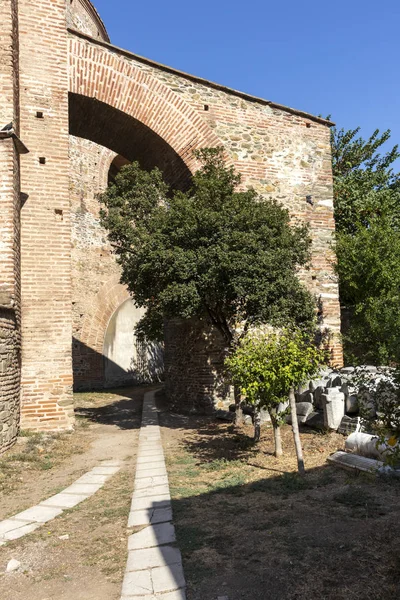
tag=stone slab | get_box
[74,474,110,485]
[136,455,165,467]
[121,591,186,600]
[88,466,120,475]
[327,451,383,473]
[132,485,171,499]
[40,492,89,509]
[137,450,165,459]
[126,545,182,571]
[131,496,171,511]
[2,522,41,541]
[13,505,63,523]
[121,569,153,596]
[62,483,103,495]
[135,467,168,479]
[152,563,186,593]
[0,519,30,536]
[128,506,173,527]
[128,522,176,549]
[135,476,169,490]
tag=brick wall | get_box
[0,0,21,451]
[18,0,74,431]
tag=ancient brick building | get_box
[0,0,342,451]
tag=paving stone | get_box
[121,591,186,600]
[128,506,173,527]
[13,505,63,523]
[0,519,29,536]
[135,467,168,479]
[132,485,171,499]
[137,450,165,459]
[89,466,120,475]
[100,460,122,467]
[62,483,102,495]
[121,569,153,596]
[136,456,166,466]
[2,522,41,541]
[74,474,109,485]
[40,493,89,509]
[135,476,169,490]
[131,496,171,511]
[126,545,182,571]
[152,563,186,593]
[128,522,176,549]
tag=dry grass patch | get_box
[0,424,91,495]
[159,407,400,600]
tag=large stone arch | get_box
[68,32,227,391]
[68,33,223,178]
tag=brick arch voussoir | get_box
[68,35,227,173]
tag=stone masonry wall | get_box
[69,135,126,389]
[18,0,74,431]
[0,0,21,451]
[67,32,342,367]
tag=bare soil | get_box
[158,392,400,600]
[1,386,399,600]
[0,385,155,600]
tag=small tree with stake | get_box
[226,329,327,472]
[100,147,316,420]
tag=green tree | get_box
[226,329,326,471]
[100,148,316,414]
[331,126,400,364]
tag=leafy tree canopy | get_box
[100,147,316,345]
[331,126,400,364]
[332,126,400,234]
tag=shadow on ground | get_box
[73,387,400,600]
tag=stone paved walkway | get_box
[0,460,122,545]
[121,390,186,600]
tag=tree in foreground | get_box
[226,329,327,472]
[331,126,400,364]
[100,148,316,416]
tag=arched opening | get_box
[69,92,191,391]
[103,299,163,387]
[69,93,193,191]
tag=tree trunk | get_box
[273,423,283,457]
[234,385,243,426]
[254,407,261,442]
[289,386,305,475]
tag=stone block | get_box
[287,402,313,424]
[126,545,182,571]
[128,522,176,549]
[131,495,171,511]
[40,492,89,509]
[321,391,345,430]
[2,522,41,541]
[121,569,153,596]
[13,505,63,523]
[152,563,186,593]
[338,416,361,436]
[128,506,173,527]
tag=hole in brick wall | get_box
[36,111,44,119]
[204,105,209,111]
[39,157,46,164]
[54,209,63,221]
[306,122,312,128]
[312,275,317,280]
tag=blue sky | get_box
[93,0,400,157]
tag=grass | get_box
[0,426,90,495]
[160,410,400,600]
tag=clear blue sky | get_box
[93,0,400,156]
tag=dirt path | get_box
[0,385,158,600]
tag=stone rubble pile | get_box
[291,365,397,433]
